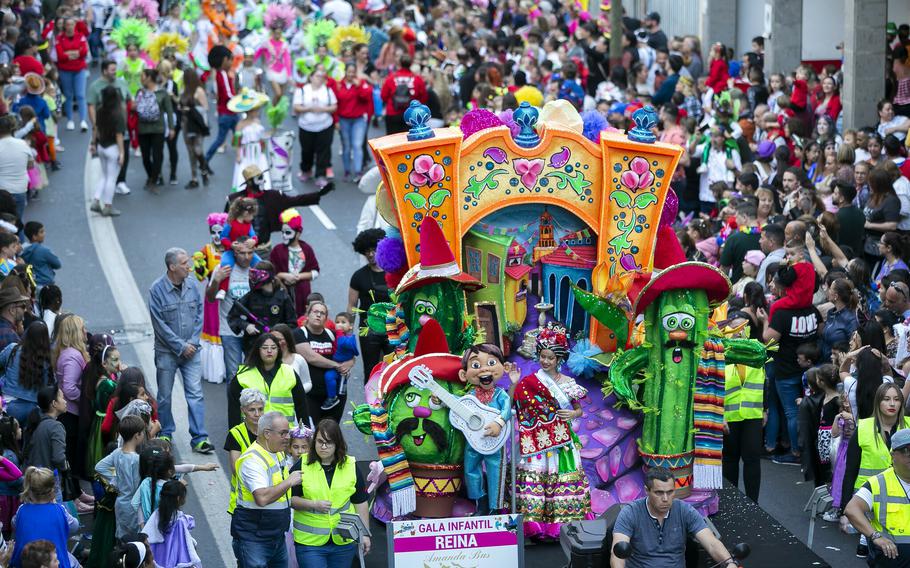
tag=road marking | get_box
[83,153,235,567]
[309,205,337,230]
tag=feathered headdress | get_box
[264,4,295,30]
[111,18,154,49]
[265,97,289,131]
[303,19,337,53]
[148,32,189,62]
[246,4,266,31]
[202,0,238,38]
[181,0,201,22]
[127,0,159,23]
[327,24,370,56]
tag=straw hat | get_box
[227,89,269,113]
[24,73,45,95]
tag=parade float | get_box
[352,100,767,537]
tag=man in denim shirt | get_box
[149,247,214,454]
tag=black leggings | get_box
[138,132,165,182]
[722,418,762,502]
[164,114,181,178]
[299,125,334,177]
[360,333,392,379]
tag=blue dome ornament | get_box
[513,102,540,148]
[627,105,658,144]
[404,100,434,141]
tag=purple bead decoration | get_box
[460,109,504,140]
[659,188,679,228]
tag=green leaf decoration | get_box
[610,190,632,208]
[571,285,630,347]
[428,189,451,207]
[633,193,658,209]
[403,192,427,209]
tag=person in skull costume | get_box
[269,208,320,315]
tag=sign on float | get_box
[388,514,524,568]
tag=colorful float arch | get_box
[369,101,683,349]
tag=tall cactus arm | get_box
[721,337,769,368]
[606,345,649,405]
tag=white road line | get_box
[83,153,234,567]
[308,205,337,230]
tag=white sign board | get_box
[388,514,524,568]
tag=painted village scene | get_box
[350,99,767,538]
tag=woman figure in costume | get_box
[158,1,192,37]
[228,89,271,193]
[193,213,228,384]
[202,0,242,72]
[511,322,592,541]
[111,19,153,155]
[294,20,344,84]
[255,5,293,103]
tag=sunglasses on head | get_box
[889,281,909,298]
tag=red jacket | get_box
[705,59,729,93]
[790,78,809,111]
[380,70,427,116]
[55,32,88,72]
[215,70,236,116]
[333,79,373,119]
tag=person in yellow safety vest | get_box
[844,428,910,566]
[290,418,372,567]
[840,383,909,560]
[228,333,309,430]
[720,314,764,503]
[230,411,301,567]
[226,387,265,514]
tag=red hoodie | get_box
[769,262,816,319]
[380,70,427,117]
[705,59,729,93]
[333,78,373,119]
[55,32,88,72]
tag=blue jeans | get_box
[154,349,209,444]
[222,334,245,383]
[205,113,240,162]
[295,542,357,568]
[771,374,802,454]
[5,398,37,425]
[88,27,103,59]
[233,537,287,568]
[339,116,367,175]
[59,68,88,122]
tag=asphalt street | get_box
[28,84,867,567]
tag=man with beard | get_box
[225,165,334,250]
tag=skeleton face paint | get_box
[281,224,298,245]
[211,224,224,246]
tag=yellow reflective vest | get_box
[855,417,910,490]
[236,364,298,425]
[234,441,289,510]
[227,423,255,514]
[867,467,910,544]
[293,455,357,546]
[724,364,764,422]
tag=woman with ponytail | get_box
[142,480,200,568]
[874,231,909,285]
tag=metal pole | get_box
[511,416,517,514]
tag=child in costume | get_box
[111,20,154,156]
[511,322,591,541]
[283,425,312,568]
[237,48,263,92]
[321,312,359,411]
[458,343,513,515]
[143,480,201,568]
[227,89,271,193]
[256,4,293,103]
[216,196,261,299]
[193,213,227,383]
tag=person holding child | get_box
[320,312,358,411]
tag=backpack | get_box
[392,79,412,112]
[135,89,161,123]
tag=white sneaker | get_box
[215,289,226,300]
[56,144,65,153]
[80,120,88,132]
[217,145,225,154]
[134,147,141,157]
[821,509,840,522]
[116,182,131,195]
[66,120,75,131]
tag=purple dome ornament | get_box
[460,109,504,139]
[659,188,679,228]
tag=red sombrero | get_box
[377,319,462,397]
[395,217,484,295]
[628,225,731,316]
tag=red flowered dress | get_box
[513,369,591,540]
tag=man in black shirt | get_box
[348,229,392,378]
[720,202,762,283]
[833,181,865,258]
[644,12,668,51]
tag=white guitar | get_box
[408,365,510,455]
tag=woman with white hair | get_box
[225,387,265,515]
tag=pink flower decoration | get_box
[620,157,654,192]
[409,154,445,187]
[514,158,545,189]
